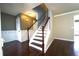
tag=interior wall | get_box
[21,30,35,42]
[20,15,35,30]
[1,12,17,43]
[53,11,79,41]
[46,10,54,51]
[20,23,38,42]
[1,12,16,30]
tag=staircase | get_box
[29,17,50,55]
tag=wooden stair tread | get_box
[31,42,42,48]
[33,39,42,42]
[38,29,46,31]
[35,35,45,37]
[37,33,46,34]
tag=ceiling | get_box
[0,3,40,16]
[0,3,79,15]
[45,3,79,15]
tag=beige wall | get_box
[53,11,79,41]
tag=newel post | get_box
[27,28,30,56]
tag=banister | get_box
[43,17,50,28]
[26,11,49,56]
[28,12,50,55]
[42,16,50,55]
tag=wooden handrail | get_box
[43,17,50,28]
[42,16,50,55]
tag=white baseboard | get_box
[45,39,54,53]
[54,37,74,42]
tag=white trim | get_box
[45,39,54,53]
[54,10,79,17]
[54,37,74,42]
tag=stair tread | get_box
[38,30,46,32]
[37,33,46,34]
[29,44,42,51]
[38,29,47,31]
[36,33,46,35]
[31,42,42,48]
[35,35,45,37]
[34,36,42,39]
[33,39,42,42]
[32,40,42,44]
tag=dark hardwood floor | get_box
[45,39,75,56]
[3,39,75,56]
[3,40,42,56]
